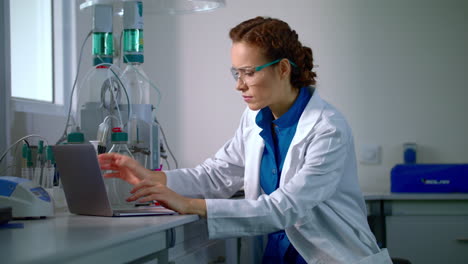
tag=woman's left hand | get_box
[127,179,207,217]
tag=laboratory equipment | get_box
[92,4,114,65]
[67,130,85,144]
[43,146,56,189]
[80,0,226,15]
[403,142,417,164]
[89,140,101,154]
[21,144,33,181]
[65,0,225,172]
[0,134,50,181]
[107,127,135,206]
[0,176,54,218]
[34,140,45,186]
[93,115,120,154]
[72,3,123,146]
[108,128,134,157]
[121,1,160,169]
[391,164,468,193]
[73,1,161,171]
[0,206,12,225]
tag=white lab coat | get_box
[166,88,392,264]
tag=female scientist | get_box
[98,17,392,264]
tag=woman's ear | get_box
[279,59,291,80]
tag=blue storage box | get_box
[391,164,468,193]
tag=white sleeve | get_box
[165,109,250,199]
[206,119,350,238]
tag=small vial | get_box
[21,144,33,181]
[34,141,45,186]
[403,142,417,164]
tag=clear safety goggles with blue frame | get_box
[230,58,298,85]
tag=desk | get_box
[1,212,199,264]
[365,193,468,264]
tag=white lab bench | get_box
[364,193,468,264]
[5,193,467,264]
[0,211,233,264]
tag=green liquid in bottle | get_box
[92,32,114,56]
[123,29,144,53]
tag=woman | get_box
[98,17,392,264]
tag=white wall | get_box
[137,0,468,193]
[7,0,468,193]
[6,0,467,192]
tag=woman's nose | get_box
[235,78,247,91]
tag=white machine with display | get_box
[0,176,54,218]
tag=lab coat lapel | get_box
[244,125,264,199]
[279,89,325,186]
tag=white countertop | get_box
[1,212,199,264]
[364,193,468,201]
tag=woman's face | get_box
[231,42,287,112]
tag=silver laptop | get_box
[53,144,176,217]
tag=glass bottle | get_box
[122,62,160,167]
[120,1,160,170]
[106,127,135,206]
[67,131,85,144]
[70,4,116,146]
[403,142,417,164]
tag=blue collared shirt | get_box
[256,86,312,263]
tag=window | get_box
[10,0,53,102]
[1,0,75,175]
[6,0,75,116]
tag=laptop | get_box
[52,144,176,217]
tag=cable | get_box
[163,158,171,170]
[155,118,179,169]
[58,29,172,169]
[11,139,22,175]
[119,53,173,168]
[22,139,30,148]
[95,60,132,128]
[122,54,162,113]
[0,140,23,176]
[56,32,129,143]
[70,60,130,135]
[56,30,93,145]
[103,114,121,124]
[118,31,124,68]
[0,165,17,176]
[107,64,131,127]
[0,135,49,167]
[119,50,173,168]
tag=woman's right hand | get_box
[97,153,166,186]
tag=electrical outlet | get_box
[359,144,381,165]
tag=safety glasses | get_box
[230,59,297,86]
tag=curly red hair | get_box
[229,16,317,88]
